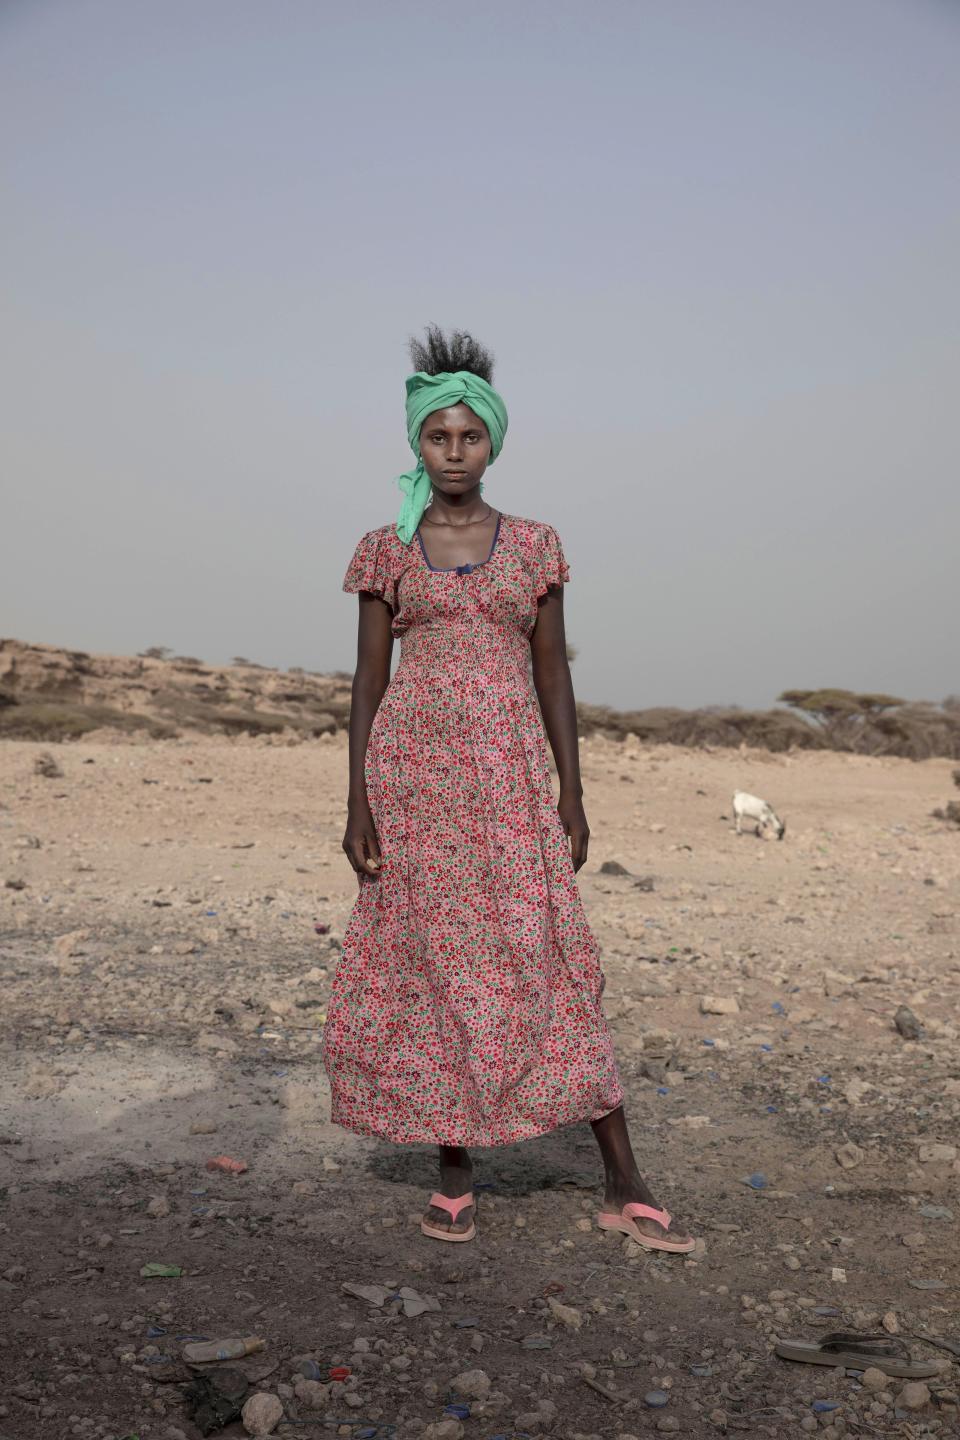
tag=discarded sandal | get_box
[420,1192,476,1243]
[774,1331,941,1378]
[596,1202,695,1254]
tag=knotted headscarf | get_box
[395,370,509,544]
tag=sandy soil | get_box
[1,731,958,1440]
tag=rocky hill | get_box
[0,638,351,740]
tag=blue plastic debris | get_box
[765,1105,778,1113]
[689,1363,714,1377]
[657,1087,670,1096]
[205,909,218,916]
[771,1001,786,1014]
[299,1360,325,1381]
[146,1325,167,1338]
[702,1038,716,1047]
[812,1400,841,1414]
[760,1043,773,1052]
[444,1404,471,1420]
[745,1172,768,1190]
[817,1074,831,1085]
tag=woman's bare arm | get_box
[343,593,394,877]
[530,586,590,871]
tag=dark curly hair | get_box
[408,325,495,383]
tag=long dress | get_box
[323,512,624,1146]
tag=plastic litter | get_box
[205,1155,249,1174]
[444,1404,471,1420]
[744,1173,768,1190]
[140,1262,183,1278]
[183,1335,264,1363]
[812,1401,841,1414]
[329,1366,352,1382]
[184,1366,248,1434]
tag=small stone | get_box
[901,1231,926,1250]
[918,1204,953,1220]
[423,1423,464,1440]
[894,1006,923,1039]
[190,1120,219,1135]
[861,1368,889,1392]
[656,1421,680,1435]
[881,1311,899,1335]
[241,1391,284,1435]
[147,1196,171,1219]
[293,1379,330,1408]
[644,1390,669,1408]
[600,860,631,876]
[835,1142,865,1170]
[449,1369,491,1400]
[918,1142,956,1164]
[546,1295,582,1330]
[699,996,740,1016]
[899,1380,931,1410]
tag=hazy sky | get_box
[3,0,958,710]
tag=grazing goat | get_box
[733,790,786,840]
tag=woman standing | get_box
[323,327,692,1254]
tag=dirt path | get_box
[1,733,958,1440]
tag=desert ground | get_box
[0,729,958,1440]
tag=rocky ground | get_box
[0,730,958,1440]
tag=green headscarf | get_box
[395,370,509,544]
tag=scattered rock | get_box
[861,1367,889,1392]
[894,1006,923,1040]
[241,1391,284,1435]
[146,1195,171,1219]
[600,860,631,876]
[546,1295,582,1329]
[918,1142,956,1163]
[898,1380,931,1411]
[835,1141,866,1170]
[424,1424,464,1440]
[449,1368,491,1399]
[700,996,740,1016]
[35,751,63,778]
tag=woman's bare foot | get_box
[422,1145,475,1236]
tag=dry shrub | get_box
[576,704,823,752]
[0,700,174,741]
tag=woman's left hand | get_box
[558,791,590,872]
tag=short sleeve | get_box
[534,523,571,597]
[342,528,397,611]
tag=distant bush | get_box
[0,700,175,741]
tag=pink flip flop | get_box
[420,1192,476,1243]
[597,1201,695,1254]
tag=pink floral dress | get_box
[324,513,624,1146]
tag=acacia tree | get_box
[778,689,904,752]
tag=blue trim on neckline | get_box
[416,512,503,574]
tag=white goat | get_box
[732,790,786,840]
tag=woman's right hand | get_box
[343,798,382,879]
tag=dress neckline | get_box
[416,511,504,574]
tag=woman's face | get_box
[419,403,492,496]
